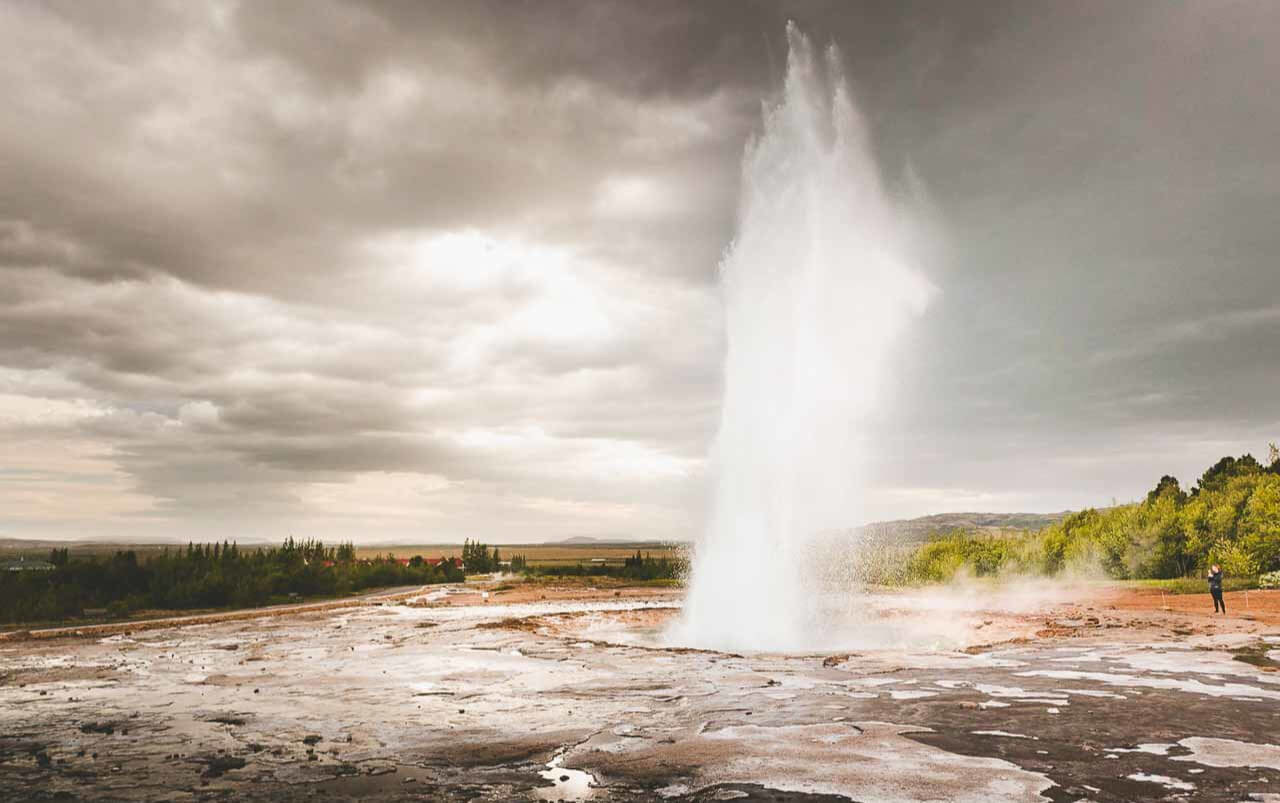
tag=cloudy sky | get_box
[3,1,1279,544]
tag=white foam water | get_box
[674,24,933,652]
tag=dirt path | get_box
[1094,585,1280,626]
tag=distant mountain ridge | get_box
[860,511,1072,542]
[0,512,1072,552]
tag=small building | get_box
[1,557,55,572]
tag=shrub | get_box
[1260,570,1280,590]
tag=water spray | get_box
[674,24,933,652]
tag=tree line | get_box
[0,537,463,624]
[902,447,1280,583]
[460,539,533,572]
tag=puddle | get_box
[1106,743,1175,755]
[973,683,1067,705]
[1172,737,1280,771]
[536,753,596,801]
[888,690,937,700]
[1015,669,1280,700]
[1056,688,1125,699]
[1127,772,1195,791]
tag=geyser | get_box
[675,25,934,652]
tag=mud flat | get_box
[2,584,1279,801]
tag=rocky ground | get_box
[1,583,1279,802]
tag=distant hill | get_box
[0,515,1067,554]
[859,511,1072,542]
[553,536,674,547]
[551,515,1072,547]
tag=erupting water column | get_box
[676,25,935,652]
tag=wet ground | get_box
[2,584,1279,802]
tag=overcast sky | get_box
[3,1,1279,544]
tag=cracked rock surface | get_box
[2,585,1279,801]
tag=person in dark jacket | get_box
[1207,564,1225,614]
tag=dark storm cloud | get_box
[2,0,1279,540]
[1,1,767,298]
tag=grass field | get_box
[1128,576,1260,594]
[353,543,684,567]
[0,542,178,560]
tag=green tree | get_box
[1195,454,1263,496]
[462,539,492,572]
[1146,475,1187,506]
[1240,474,1280,572]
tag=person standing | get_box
[1207,564,1225,614]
